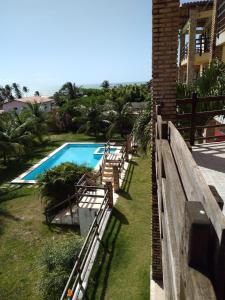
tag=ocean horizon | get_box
[25,81,147,96]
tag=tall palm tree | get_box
[76,100,105,136]
[24,102,48,142]
[22,86,29,97]
[101,80,110,89]
[34,91,40,96]
[12,83,22,99]
[133,107,151,152]
[103,97,134,138]
[61,82,79,100]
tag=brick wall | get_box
[151,0,179,281]
[152,0,179,122]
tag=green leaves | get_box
[38,162,91,207]
[38,235,83,300]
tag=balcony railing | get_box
[217,1,225,35]
[180,36,210,61]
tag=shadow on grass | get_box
[86,208,128,300]
[0,208,22,236]
[117,160,137,200]
[0,185,28,203]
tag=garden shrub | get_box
[38,162,91,207]
[38,235,83,300]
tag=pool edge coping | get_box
[11,142,120,184]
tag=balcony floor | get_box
[192,141,225,214]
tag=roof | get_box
[16,96,54,104]
[180,0,212,9]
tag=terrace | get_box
[179,1,213,83]
[152,0,225,299]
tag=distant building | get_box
[2,96,55,114]
[178,0,225,84]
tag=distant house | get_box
[2,96,55,114]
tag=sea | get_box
[27,81,146,97]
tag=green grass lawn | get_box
[86,155,151,300]
[0,133,97,300]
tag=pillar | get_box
[152,0,179,281]
[186,9,197,84]
[113,166,120,192]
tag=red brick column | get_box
[152,0,179,122]
[152,0,179,281]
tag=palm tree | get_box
[12,83,22,99]
[133,107,151,152]
[34,91,40,96]
[0,113,34,164]
[0,85,14,101]
[76,100,105,136]
[103,97,134,138]
[22,86,29,97]
[101,80,110,89]
[61,82,79,100]
[24,102,48,142]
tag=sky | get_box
[1,0,151,95]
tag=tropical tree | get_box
[22,102,48,143]
[34,91,40,96]
[75,100,108,136]
[101,80,110,89]
[12,83,22,99]
[133,106,151,152]
[22,86,29,97]
[60,82,80,100]
[0,85,14,101]
[0,113,34,164]
[103,97,134,138]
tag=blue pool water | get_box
[23,143,116,181]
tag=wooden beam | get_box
[169,121,225,242]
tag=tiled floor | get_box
[192,141,225,214]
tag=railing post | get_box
[125,141,129,162]
[113,166,120,192]
[190,92,197,146]
[105,182,113,209]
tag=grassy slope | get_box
[0,133,95,300]
[86,155,151,300]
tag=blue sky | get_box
[1,0,151,94]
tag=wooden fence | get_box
[176,93,225,145]
[156,115,225,299]
[60,182,113,300]
[44,173,101,223]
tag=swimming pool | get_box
[12,143,119,184]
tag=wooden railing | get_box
[217,0,225,35]
[176,93,225,145]
[155,115,225,299]
[180,36,210,61]
[44,173,101,223]
[60,182,113,300]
